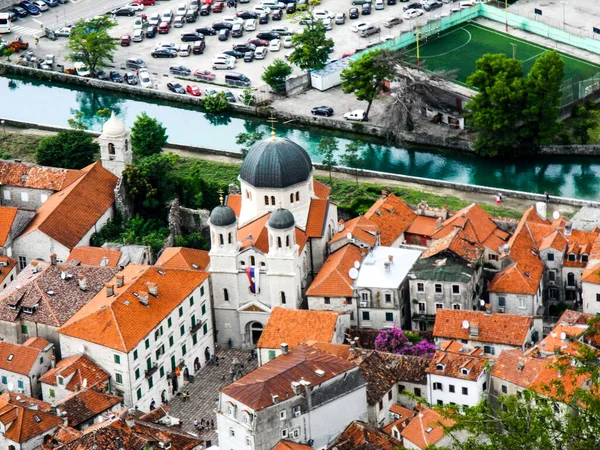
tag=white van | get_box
[0,13,12,34]
[212,58,235,70]
[343,110,366,121]
[138,69,152,88]
[375,0,385,9]
[73,62,90,77]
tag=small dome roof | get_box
[268,208,295,230]
[240,136,312,188]
[210,205,236,227]
[102,111,127,137]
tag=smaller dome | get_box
[268,208,295,230]
[210,205,236,227]
[102,111,127,137]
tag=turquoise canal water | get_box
[2,74,600,200]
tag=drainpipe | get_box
[308,239,315,278]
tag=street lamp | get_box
[560,1,567,28]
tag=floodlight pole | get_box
[560,1,567,28]
[505,0,508,32]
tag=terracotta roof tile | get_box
[257,307,341,349]
[349,351,429,384]
[20,162,118,249]
[537,324,587,354]
[48,426,82,446]
[0,257,17,286]
[0,340,46,375]
[0,161,83,191]
[66,246,122,268]
[330,216,378,247]
[406,215,438,237]
[557,310,594,326]
[23,337,51,351]
[327,421,398,450]
[238,214,307,255]
[0,207,18,246]
[0,392,62,443]
[433,309,533,347]
[422,227,484,264]
[139,405,169,424]
[58,389,122,428]
[306,341,351,360]
[432,203,497,244]
[363,194,416,246]
[39,355,110,391]
[358,352,398,405]
[58,266,210,352]
[426,348,488,381]
[221,343,358,410]
[226,194,242,217]
[155,247,210,271]
[313,180,331,199]
[305,199,329,238]
[401,408,454,449]
[382,405,416,442]
[306,244,365,297]
[491,349,548,388]
[273,440,314,450]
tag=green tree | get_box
[289,17,334,72]
[3,48,15,61]
[521,51,565,149]
[341,49,396,121]
[202,91,229,113]
[572,103,600,145]
[130,112,168,158]
[236,131,265,158]
[317,136,337,182]
[262,59,293,95]
[466,53,526,157]
[240,87,255,106]
[35,130,99,169]
[67,16,118,76]
[68,112,87,130]
[340,141,365,187]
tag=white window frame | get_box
[20,192,28,202]
[281,429,288,438]
[2,191,10,201]
[417,282,424,292]
[452,284,460,295]
[279,410,286,421]
[434,284,443,294]
[519,298,526,309]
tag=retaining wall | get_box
[285,72,311,97]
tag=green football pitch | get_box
[403,23,600,85]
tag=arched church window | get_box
[264,196,269,205]
[277,237,282,248]
[228,233,232,244]
[290,193,294,203]
[108,143,116,160]
[250,256,255,266]
[280,292,286,304]
[286,236,290,247]
[271,196,276,205]
[296,191,299,201]
[219,234,224,246]
[224,289,229,301]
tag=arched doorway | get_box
[247,322,264,345]
[183,367,190,382]
[567,272,575,287]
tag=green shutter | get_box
[168,317,172,328]
[190,296,194,306]
[160,366,165,378]
[203,323,208,335]
[133,349,138,360]
[137,388,142,400]
[171,355,176,371]
[135,368,140,380]
[201,304,206,315]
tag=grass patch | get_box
[0,133,43,162]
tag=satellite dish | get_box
[348,268,359,280]
[78,345,85,353]
[354,261,360,269]
[462,320,470,329]
[346,232,353,240]
[560,332,566,340]
[552,211,560,220]
[7,382,13,390]
[480,299,485,306]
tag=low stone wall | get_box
[285,72,311,97]
[540,145,600,156]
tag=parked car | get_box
[204,88,219,96]
[10,6,28,18]
[127,2,145,11]
[32,0,48,12]
[200,4,211,15]
[19,1,40,15]
[282,35,293,48]
[96,70,108,80]
[335,12,346,24]
[181,32,205,41]
[110,71,123,82]
[272,9,282,20]
[152,47,178,57]
[167,82,186,94]
[383,17,402,27]
[311,106,333,117]
[133,0,156,5]
[375,0,385,9]
[387,0,397,4]
[158,21,170,33]
[146,25,158,38]
[74,62,90,77]
[269,27,292,35]
[190,0,200,11]
[125,72,138,85]
[193,69,216,80]
[254,46,268,59]
[237,10,257,19]
[186,84,201,96]
[113,7,135,16]
[127,58,147,69]
[170,65,191,76]
[212,21,233,30]
[192,40,206,53]
[256,31,280,40]
[186,10,199,21]
[223,90,236,102]
[350,0,371,5]
[223,49,245,58]
[162,9,174,23]
[133,29,145,42]
[247,38,268,46]
[423,0,442,10]
[55,26,73,37]
[223,15,244,25]
[234,43,256,53]
[213,1,225,12]
[121,34,132,46]
[173,15,185,27]
[41,0,59,8]
[286,3,296,13]
[362,3,372,15]
[176,3,188,15]
[232,23,244,37]
[138,69,152,88]
[196,26,217,35]
[244,18,257,30]
[149,13,161,26]
[351,21,368,32]
[349,7,360,18]
[403,8,424,19]
[269,39,281,51]
[258,12,269,24]
[244,51,255,62]
[321,17,333,29]
[344,110,366,121]
[403,1,423,11]
[359,24,379,36]
[212,58,235,70]
[314,9,334,19]
[218,29,230,40]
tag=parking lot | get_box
[3,0,455,99]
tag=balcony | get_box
[145,363,158,378]
[190,321,202,334]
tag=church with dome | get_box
[208,134,338,348]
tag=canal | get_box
[2,74,600,200]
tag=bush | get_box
[374,328,435,357]
[36,130,99,169]
[261,59,292,95]
[202,92,229,113]
[131,112,168,158]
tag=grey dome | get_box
[210,205,236,227]
[268,208,295,230]
[240,136,312,188]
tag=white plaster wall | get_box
[582,281,600,314]
[488,291,540,316]
[427,372,488,408]
[13,229,71,266]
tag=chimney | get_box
[116,274,124,288]
[384,262,391,271]
[105,283,114,297]
[436,217,443,229]
[77,274,88,292]
[281,343,289,354]
[535,201,547,220]
[50,254,57,265]
[388,255,393,263]
[138,290,149,306]
[301,380,312,409]
[147,282,158,297]
[469,325,479,338]
[31,260,38,273]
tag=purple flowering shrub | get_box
[374,328,435,357]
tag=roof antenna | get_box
[217,188,224,205]
[267,113,278,138]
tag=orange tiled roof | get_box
[58,389,122,428]
[23,337,50,351]
[0,257,17,286]
[58,265,210,352]
[327,421,398,450]
[273,440,314,450]
[39,355,110,391]
[406,215,438,237]
[257,307,341,349]
[426,348,488,381]
[363,194,416,246]
[0,392,62,443]
[313,180,331,199]
[305,199,329,238]
[330,216,378,247]
[557,310,594,326]
[401,408,454,449]
[306,244,364,297]
[490,349,548,388]
[221,344,357,411]
[537,324,587,354]
[307,341,351,360]
[66,246,122,267]
[0,161,83,191]
[529,358,590,401]
[0,340,46,375]
[0,207,18,246]
[432,203,497,244]
[19,162,118,250]
[155,247,210,271]
[238,214,308,255]
[422,226,484,264]
[433,309,533,347]
[382,405,415,441]
[226,194,242,217]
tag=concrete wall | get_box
[427,371,488,408]
[285,72,311,97]
[0,186,54,211]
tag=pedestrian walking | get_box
[149,399,156,411]
[210,419,215,430]
[194,419,199,429]
[499,193,503,202]
[496,194,501,206]
[545,191,550,204]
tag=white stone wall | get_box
[488,291,540,316]
[307,296,356,326]
[0,186,54,211]
[0,425,59,450]
[396,381,427,409]
[582,281,600,314]
[427,371,489,408]
[368,386,396,427]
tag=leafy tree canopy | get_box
[131,112,168,158]
[289,17,334,72]
[36,130,99,169]
[67,16,117,76]
[262,59,293,94]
